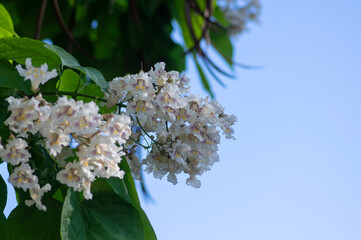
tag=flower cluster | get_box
[0,58,236,211]
[220,0,261,35]
[0,60,131,210]
[107,62,236,188]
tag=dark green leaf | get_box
[0,62,32,94]
[0,212,6,239]
[0,174,7,212]
[61,189,145,240]
[90,160,156,239]
[0,37,61,69]
[4,199,62,240]
[109,160,156,239]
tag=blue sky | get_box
[2,0,361,239]
[138,1,361,239]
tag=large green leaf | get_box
[4,199,63,240]
[57,69,83,93]
[61,189,146,240]
[45,45,109,90]
[0,62,31,94]
[0,37,61,69]
[89,160,156,239]
[0,4,18,38]
[72,66,109,91]
[43,45,80,67]
[0,174,7,212]
[108,160,156,239]
[0,212,6,239]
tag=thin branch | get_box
[128,0,143,32]
[136,117,161,152]
[34,0,48,40]
[41,91,127,108]
[52,0,96,61]
[66,4,77,53]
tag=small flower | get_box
[8,164,38,191]
[0,138,31,165]
[25,184,51,211]
[16,58,58,92]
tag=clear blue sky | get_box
[2,0,361,239]
[139,1,361,239]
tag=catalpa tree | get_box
[0,0,260,239]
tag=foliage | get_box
[0,1,255,239]
[0,0,259,96]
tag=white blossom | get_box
[8,163,38,191]
[25,184,51,211]
[16,58,58,92]
[0,138,31,165]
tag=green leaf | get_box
[210,28,233,67]
[0,212,6,239]
[0,174,7,212]
[78,84,103,102]
[108,160,156,239]
[44,45,109,90]
[0,4,18,38]
[44,45,80,67]
[4,199,62,240]
[72,66,108,91]
[0,62,31,94]
[61,189,146,240]
[192,53,214,98]
[213,5,230,27]
[57,69,83,93]
[0,212,5,224]
[89,160,156,239]
[118,159,141,207]
[0,37,61,69]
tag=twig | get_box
[52,0,96,61]
[35,0,48,40]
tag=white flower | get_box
[5,96,40,137]
[126,71,154,96]
[8,163,38,191]
[16,58,58,92]
[0,138,31,165]
[102,114,132,144]
[50,96,79,130]
[149,62,167,86]
[56,162,94,196]
[25,184,51,211]
[223,0,261,35]
[186,176,201,188]
[156,84,186,109]
[169,140,191,165]
[126,93,153,117]
[81,134,121,162]
[71,101,102,135]
[43,127,71,156]
[107,77,128,108]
